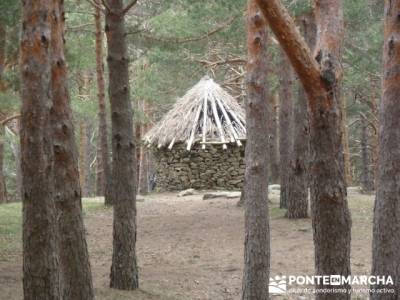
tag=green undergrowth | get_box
[0,202,21,260]
[0,199,108,261]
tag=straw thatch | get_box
[144,76,246,151]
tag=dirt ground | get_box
[0,190,375,300]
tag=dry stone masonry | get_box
[154,142,245,191]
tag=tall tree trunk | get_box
[267,92,279,184]
[371,1,400,297]
[94,1,112,203]
[135,121,141,191]
[138,105,149,194]
[0,23,6,91]
[256,0,352,298]
[341,96,352,185]
[278,51,294,209]
[12,120,22,202]
[14,142,22,201]
[370,80,379,190]
[79,121,89,197]
[20,0,60,297]
[287,11,316,219]
[308,1,351,297]
[242,1,270,299]
[50,0,94,298]
[360,117,373,193]
[86,124,95,196]
[95,134,104,195]
[104,0,139,290]
[0,125,7,203]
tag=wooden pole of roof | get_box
[168,137,175,150]
[202,90,208,149]
[215,97,242,146]
[186,104,203,151]
[223,103,246,133]
[213,95,235,143]
[210,96,227,150]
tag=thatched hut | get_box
[145,76,246,191]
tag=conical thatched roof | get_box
[144,76,246,150]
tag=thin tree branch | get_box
[255,0,325,101]
[194,57,246,67]
[100,0,111,12]
[86,0,105,13]
[359,112,378,134]
[121,0,138,15]
[138,15,239,44]
[0,114,20,126]
[66,23,95,32]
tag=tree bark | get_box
[50,0,94,298]
[371,1,400,297]
[79,121,90,197]
[138,110,149,194]
[278,51,294,209]
[95,132,104,195]
[94,1,112,204]
[370,81,379,190]
[104,0,139,290]
[0,23,6,91]
[287,11,316,219]
[242,1,270,299]
[255,0,352,298]
[341,96,352,186]
[360,117,373,193]
[0,125,8,204]
[12,120,22,202]
[135,121,141,191]
[20,0,60,297]
[267,92,279,184]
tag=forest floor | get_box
[0,189,374,300]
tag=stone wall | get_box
[153,142,245,191]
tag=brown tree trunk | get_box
[278,51,294,209]
[12,120,22,202]
[360,117,373,193]
[242,1,270,299]
[0,23,6,91]
[138,112,149,194]
[0,125,7,203]
[79,121,89,197]
[341,96,352,185]
[20,0,60,297]
[287,12,316,219]
[50,0,94,298]
[104,0,139,290]
[370,81,379,190]
[95,133,104,195]
[371,1,400,297]
[135,122,141,190]
[94,1,112,204]
[267,92,280,184]
[256,0,352,298]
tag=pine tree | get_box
[371,0,400,297]
[256,0,352,298]
[103,0,140,289]
[242,0,270,299]
[20,0,60,297]
[286,11,316,219]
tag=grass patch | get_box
[269,205,286,219]
[0,199,109,261]
[0,202,22,259]
[82,198,111,215]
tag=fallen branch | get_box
[0,114,20,126]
